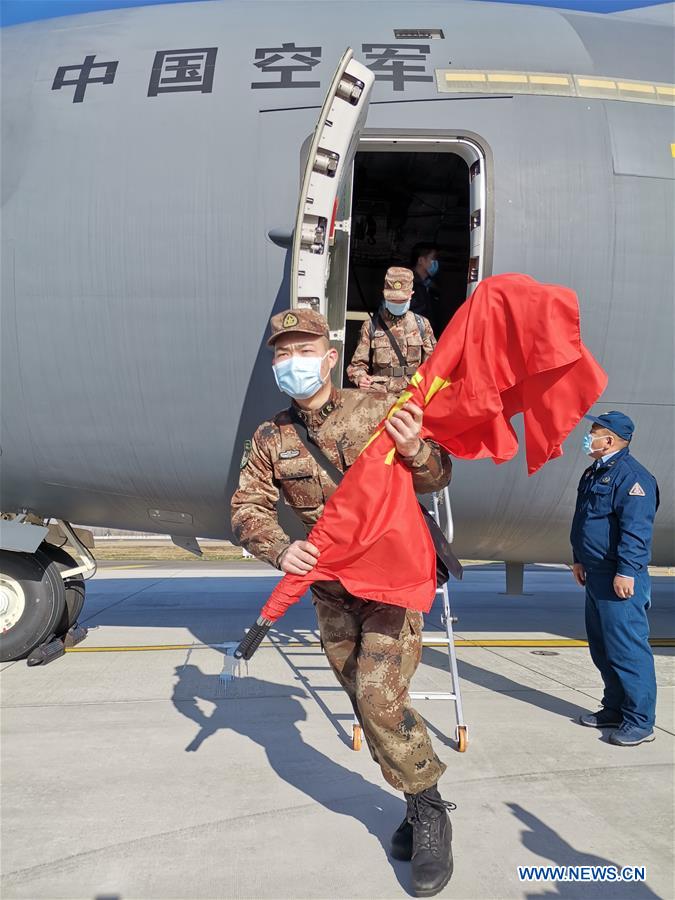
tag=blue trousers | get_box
[584,568,656,730]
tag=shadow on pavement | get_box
[81,568,675,651]
[424,646,592,723]
[508,803,660,898]
[171,663,414,895]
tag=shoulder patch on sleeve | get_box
[240,440,252,469]
[628,482,646,496]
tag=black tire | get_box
[40,543,87,632]
[0,549,67,662]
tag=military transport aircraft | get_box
[1,0,673,661]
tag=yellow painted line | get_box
[459,639,589,647]
[437,638,674,648]
[671,143,675,158]
[487,73,528,84]
[528,75,570,86]
[617,81,655,94]
[66,638,675,653]
[67,644,213,653]
[445,72,487,82]
[577,78,617,90]
[437,70,674,106]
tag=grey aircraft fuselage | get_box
[1,0,673,564]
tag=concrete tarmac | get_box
[1,563,673,899]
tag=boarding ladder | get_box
[351,486,468,753]
[226,489,468,753]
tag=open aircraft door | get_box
[291,49,374,377]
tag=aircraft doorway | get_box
[337,138,486,387]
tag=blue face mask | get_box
[428,259,439,277]
[384,299,410,317]
[583,432,605,456]
[273,352,329,400]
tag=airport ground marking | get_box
[65,637,675,653]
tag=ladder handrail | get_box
[431,486,454,545]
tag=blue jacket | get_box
[570,447,659,575]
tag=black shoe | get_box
[404,785,456,897]
[391,816,413,861]
[579,709,622,728]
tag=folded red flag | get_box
[260,274,607,621]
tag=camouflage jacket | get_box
[346,307,436,394]
[231,387,452,568]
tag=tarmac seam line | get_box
[2,762,672,885]
[452,760,674,787]
[2,687,673,721]
[467,645,675,737]
[0,693,316,709]
[0,789,402,883]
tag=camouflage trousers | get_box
[312,582,446,795]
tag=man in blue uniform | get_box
[571,411,659,746]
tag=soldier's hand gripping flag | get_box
[245,274,608,632]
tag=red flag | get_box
[260,274,607,622]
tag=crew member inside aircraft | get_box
[410,243,441,332]
[571,411,660,747]
[346,267,435,394]
[231,308,455,896]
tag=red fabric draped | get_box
[260,274,607,622]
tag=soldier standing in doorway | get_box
[410,243,441,332]
[346,267,436,395]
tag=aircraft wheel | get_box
[457,725,468,753]
[0,549,67,662]
[40,544,86,632]
[352,723,362,751]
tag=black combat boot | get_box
[404,785,456,897]
[390,816,413,861]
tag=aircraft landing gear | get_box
[0,548,67,662]
[42,544,87,633]
[0,522,94,664]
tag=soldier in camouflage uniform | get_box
[346,267,436,395]
[231,308,456,897]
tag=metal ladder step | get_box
[352,487,468,753]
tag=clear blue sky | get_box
[0,0,671,27]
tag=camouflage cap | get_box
[383,266,414,302]
[267,308,330,346]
